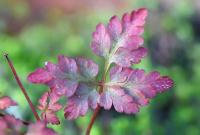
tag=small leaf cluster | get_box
[28,8,173,123]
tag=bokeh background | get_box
[0,0,200,135]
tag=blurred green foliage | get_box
[0,0,200,135]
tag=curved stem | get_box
[85,60,110,135]
[85,106,101,135]
[4,53,40,121]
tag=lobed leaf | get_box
[28,55,100,119]
[99,66,173,114]
[38,91,62,125]
[28,55,99,97]
[91,8,148,67]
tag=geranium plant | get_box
[1,8,173,135]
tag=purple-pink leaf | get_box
[64,84,99,120]
[38,91,62,125]
[0,114,24,135]
[91,8,148,67]
[99,66,173,114]
[26,121,58,135]
[28,55,99,97]
[0,96,17,110]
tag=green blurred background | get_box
[0,0,200,135]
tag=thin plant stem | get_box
[4,53,40,121]
[85,106,101,135]
[85,60,110,135]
